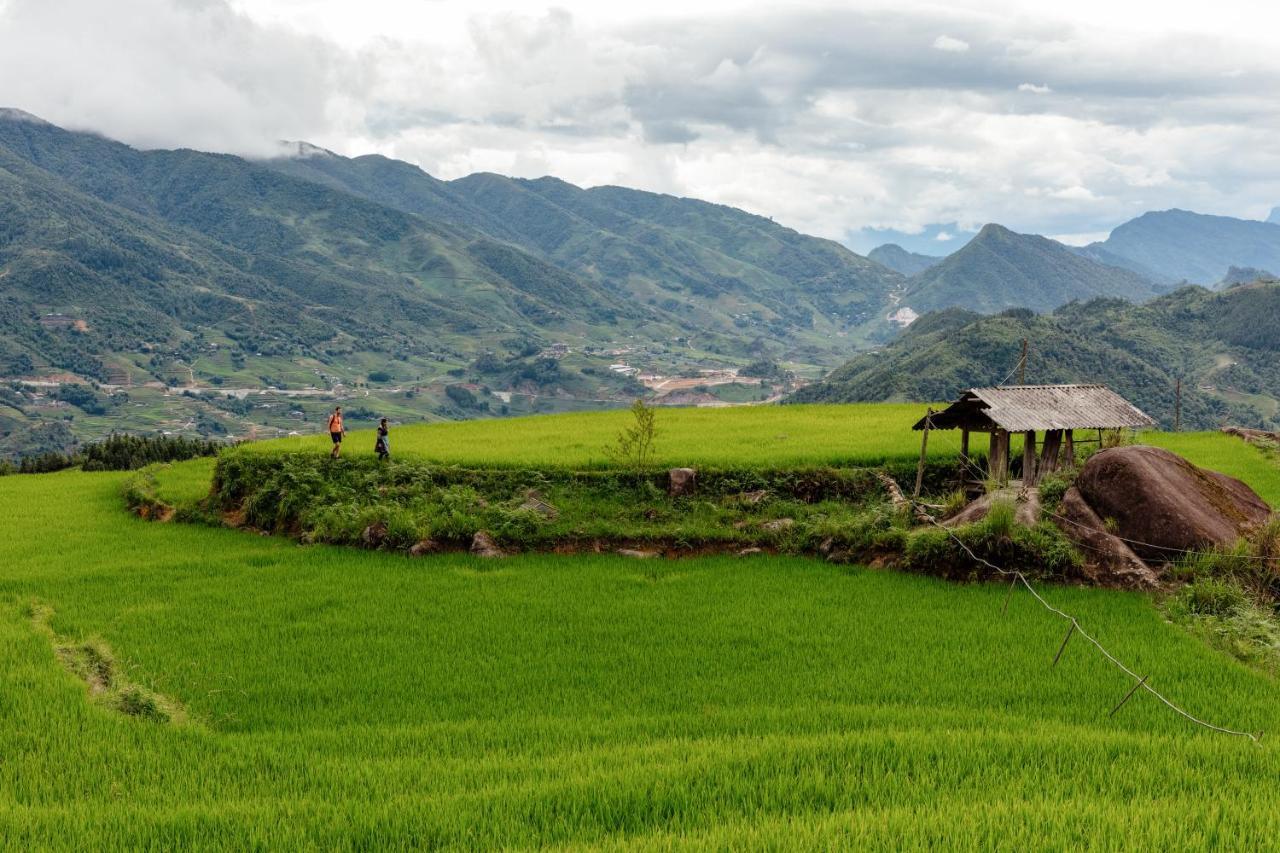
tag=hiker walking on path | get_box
[327,406,345,458]
[375,418,390,461]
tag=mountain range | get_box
[7,108,1280,450]
[792,281,1280,430]
[900,224,1168,314]
[1079,209,1280,285]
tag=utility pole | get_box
[1018,338,1028,385]
[1175,377,1182,432]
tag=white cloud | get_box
[0,0,352,156]
[935,231,955,241]
[1050,231,1110,246]
[932,34,971,53]
[6,0,1280,255]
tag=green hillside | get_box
[4,434,1280,846]
[794,282,1280,430]
[271,152,905,354]
[903,224,1165,314]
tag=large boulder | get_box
[1074,445,1272,563]
[1056,487,1158,589]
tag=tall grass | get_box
[2,469,1280,847]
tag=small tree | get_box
[605,398,658,470]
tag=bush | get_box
[1037,468,1076,512]
[81,434,226,472]
[1172,577,1249,618]
[902,503,1081,581]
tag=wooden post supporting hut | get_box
[912,384,1155,490]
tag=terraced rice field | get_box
[5,403,1280,847]
[2,465,1280,848]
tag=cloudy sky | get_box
[2,0,1280,254]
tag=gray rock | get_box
[408,539,439,557]
[1055,487,1158,589]
[361,522,388,548]
[668,468,697,497]
[470,531,506,558]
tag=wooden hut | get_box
[912,384,1155,491]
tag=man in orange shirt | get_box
[327,406,345,458]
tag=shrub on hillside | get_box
[903,500,1081,581]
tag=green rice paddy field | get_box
[4,404,1280,848]
[252,403,962,468]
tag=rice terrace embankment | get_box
[6,403,1280,848]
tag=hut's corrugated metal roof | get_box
[913,384,1156,432]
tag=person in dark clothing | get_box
[375,417,390,461]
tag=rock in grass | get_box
[668,468,697,497]
[617,548,660,559]
[761,518,794,533]
[470,531,506,558]
[408,539,439,557]
[737,547,763,556]
[945,489,1040,527]
[361,522,388,548]
[1075,445,1272,562]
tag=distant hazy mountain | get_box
[793,281,1280,430]
[1084,209,1280,285]
[867,243,942,276]
[1218,266,1278,289]
[1268,207,1280,225]
[901,224,1165,315]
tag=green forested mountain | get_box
[867,243,942,276]
[0,113,648,368]
[267,150,905,354]
[1082,209,1280,285]
[794,281,1280,430]
[901,224,1166,314]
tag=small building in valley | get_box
[912,384,1155,491]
